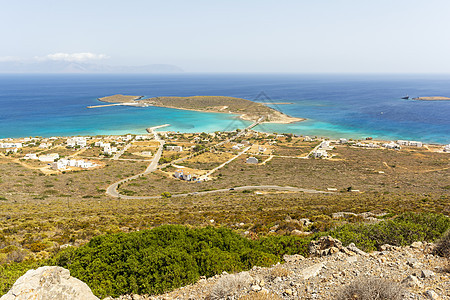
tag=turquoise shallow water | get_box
[0,74,449,144]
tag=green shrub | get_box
[50,226,281,298]
[329,212,450,252]
[433,229,450,258]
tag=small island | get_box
[412,96,450,101]
[97,94,304,124]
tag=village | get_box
[1,129,449,188]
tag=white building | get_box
[51,159,97,170]
[383,142,401,150]
[312,149,328,158]
[174,169,193,181]
[304,136,314,142]
[166,145,183,152]
[135,135,152,140]
[246,157,259,164]
[39,143,51,149]
[67,137,87,148]
[409,141,423,147]
[319,141,333,150]
[443,144,450,152]
[39,153,60,162]
[23,153,38,160]
[0,142,22,149]
[339,138,348,144]
[397,140,423,147]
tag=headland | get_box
[95,94,304,124]
[412,96,450,101]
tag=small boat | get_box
[401,95,409,100]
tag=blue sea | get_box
[0,74,449,144]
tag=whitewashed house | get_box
[397,140,409,146]
[67,137,87,148]
[0,142,22,149]
[174,169,193,181]
[166,145,183,152]
[443,144,450,152]
[135,135,151,140]
[383,142,401,150]
[409,141,423,147]
[246,157,259,164]
[312,149,328,158]
[339,138,348,144]
[23,153,38,160]
[258,146,267,153]
[39,143,51,149]
[39,153,60,162]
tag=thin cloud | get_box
[0,56,21,62]
[36,52,109,62]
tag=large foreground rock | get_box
[0,266,98,300]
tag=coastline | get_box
[94,94,306,124]
[148,103,305,124]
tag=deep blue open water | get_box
[0,74,449,144]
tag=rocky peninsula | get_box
[412,96,450,101]
[97,94,304,124]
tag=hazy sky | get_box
[1,0,450,73]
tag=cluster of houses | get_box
[0,142,23,153]
[50,159,98,171]
[66,137,88,148]
[311,140,334,158]
[94,141,118,156]
[354,142,380,148]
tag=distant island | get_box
[98,94,304,123]
[412,96,450,101]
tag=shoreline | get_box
[148,103,305,124]
[94,94,306,124]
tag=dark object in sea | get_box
[401,95,409,100]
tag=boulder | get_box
[309,236,343,256]
[0,266,99,300]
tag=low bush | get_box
[329,212,450,252]
[208,273,252,300]
[433,229,450,258]
[337,277,403,300]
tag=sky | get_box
[1,0,450,73]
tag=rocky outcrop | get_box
[0,266,98,300]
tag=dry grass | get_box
[208,273,252,300]
[269,265,291,279]
[239,291,283,300]
[336,277,403,300]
